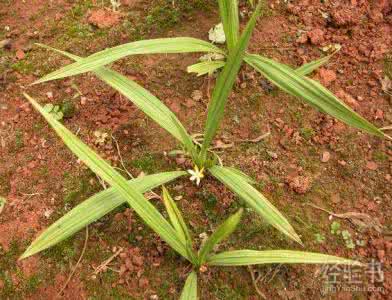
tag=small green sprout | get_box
[341,230,355,249]
[314,233,326,244]
[43,103,63,121]
[330,221,341,235]
[0,196,6,215]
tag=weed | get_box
[20,0,384,296]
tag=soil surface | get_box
[0,0,391,299]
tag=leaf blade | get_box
[296,53,335,76]
[200,3,262,161]
[36,44,194,149]
[244,53,384,138]
[198,209,243,264]
[187,60,225,77]
[206,250,361,266]
[218,0,239,52]
[34,38,224,84]
[180,271,198,300]
[23,93,189,261]
[21,172,186,259]
[162,186,192,245]
[209,166,302,244]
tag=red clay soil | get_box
[0,0,391,299]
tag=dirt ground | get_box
[0,0,391,299]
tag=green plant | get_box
[22,0,388,259]
[43,100,76,121]
[314,233,325,244]
[29,3,302,247]
[17,98,360,296]
[341,230,355,249]
[330,221,341,235]
[0,196,6,215]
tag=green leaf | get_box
[34,38,224,84]
[296,54,333,76]
[23,93,189,261]
[36,44,194,149]
[218,0,239,52]
[198,209,243,264]
[0,196,6,215]
[162,186,192,245]
[200,2,262,162]
[21,172,185,259]
[209,166,302,244]
[206,250,362,266]
[224,166,256,184]
[187,60,225,77]
[180,271,198,300]
[244,53,385,138]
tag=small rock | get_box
[132,255,144,267]
[15,49,25,60]
[307,28,324,45]
[366,161,378,171]
[88,9,121,29]
[138,277,149,288]
[338,160,347,166]
[80,97,87,105]
[46,91,53,99]
[374,109,384,120]
[267,150,278,159]
[321,151,331,163]
[150,295,159,300]
[191,90,203,101]
[287,175,312,194]
[318,69,337,86]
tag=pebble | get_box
[366,161,378,171]
[321,151,331,163]
[15,49,25,60]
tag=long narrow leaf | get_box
[209,166,302,244]
[23,93,189,260]
[162,186,192,245]
[198,209,243,264]
[200,2,262,162]
[244,53,385,138]
[0,196,6,215]
[36,44,195,149]
[206,250,361,266]
[218,0,239,52]
[34,38,224,84]
[296,54,333,76]
[187,60,225,77]
[21,171,186,259]
[180,271,198,300]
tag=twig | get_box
[92,248,123,276]
[236,131,271,143]
[306,203,383,233]
[247,266,267,299]
[381,125,392,131]
[112,134,134,179]
[57,226,89,298]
